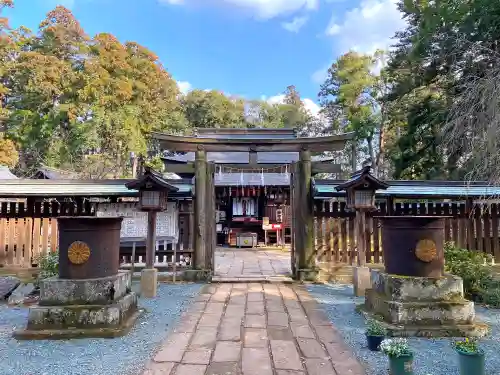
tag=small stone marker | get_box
[0,276,20,300]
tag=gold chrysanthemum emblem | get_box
[415,239,437,263]
[67,241,91,265]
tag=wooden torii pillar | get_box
[295,148,315,281]
[194,147,207,270]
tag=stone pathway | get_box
[213,248,292,282]
[142,283,366,375]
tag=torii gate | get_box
[153,128,354,280]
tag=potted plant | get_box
[365,319,386,351]
[453,338,485,375]
[380,338,414,375]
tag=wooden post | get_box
[173,241,178,283]
[145,211,157,268]
[188,201,194,251]
[298,149,314,277]
[141,211,158,298]
[281,226,286,248]
[355,210,366,266]
[290,163,297,276]
[206,162,216,272]
[131,241,136,274]
[194,147,207,269]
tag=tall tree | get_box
[319,51,385,175]
[181,89,245,129]
[1,5,184,177]
[280,85,312,131]
[384,0,500,180]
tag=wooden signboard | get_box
[96,202,178,239]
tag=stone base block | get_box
[39,271,132,306]
[13,309,142,340]
[296,269,318,282]
[366,289,475,325]
[27,292,138,329]
[362,272,489,337]
[370,271,464,302]
[359,307,488,338]
[184,269,211,282]
[353,267,371,297]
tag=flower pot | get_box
[457,349,485,375]
[366,334,384,351]
[388,353,414,375]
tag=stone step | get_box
[211,275,293,283]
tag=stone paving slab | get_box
[213,247,293,282]
[142,283,366,375]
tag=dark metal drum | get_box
[381,216,446,278]
[58,217,123,279]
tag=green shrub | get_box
[366,319,386,336]
[444,242,500,306]
[35,251,59,281]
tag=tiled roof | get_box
[194,128,297,140]
[0,179,192,197]
[214,173,290,186]
[314,179,500,199]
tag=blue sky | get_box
[5,0,406,114]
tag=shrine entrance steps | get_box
[142,283,366,375]
[212,247,293,283]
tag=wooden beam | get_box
[164,161,296,172]
[152,132,355,153]
[311,162,342,175]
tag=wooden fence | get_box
[314,200,500,265]
[0,218,58,267]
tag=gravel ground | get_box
[0,283,202,375]
[307,283,500,375]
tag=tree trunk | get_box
[367,136,376,176]
[375,107,386,178]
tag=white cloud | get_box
[311,65,329,84]
[159,0,184,4]
[312,0,406,83]
[326,0,406,54]
[281,16,309,33]
[266,94,321,118]
[177,81,192,94]
[47,0,76,7]
[159,0,319,19]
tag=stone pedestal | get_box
[141,268,158,298]
[14,271,140,340]
[353,266,371,297]
[13,217,141,340]
[362,271,488,337]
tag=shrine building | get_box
[160,128,343,247]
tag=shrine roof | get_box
[214,173,290,186]
[314,179,500,199]
[0,179,193,198]
[193,128,298,139]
